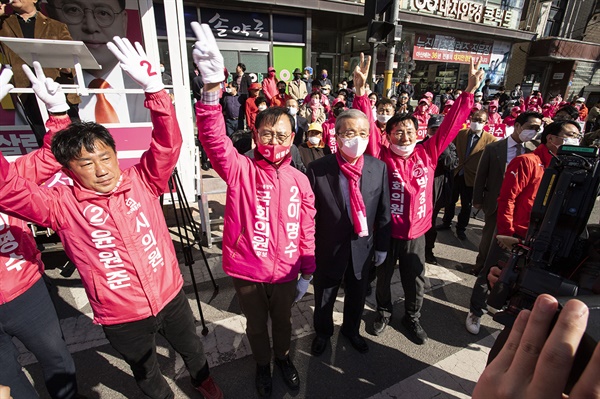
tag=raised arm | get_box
[106,37,181,197]
[192,22,249,186]
[351,53,381,159]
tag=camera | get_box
[487,144,600,392]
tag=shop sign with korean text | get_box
[200,8,270,41]
[413,34,493,64]
[409,0,516,29]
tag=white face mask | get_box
[288,107,298,116]
[160,66,165,73]
[518,128,539,142]
[339,137,369,159]
[225,88,232,93]
[308,136,321,145]
[258,105,267,112]
[377,114,392,124]
[470,122,485,133]
[390,143,416,158]
[563,137,580,146]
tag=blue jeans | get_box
[0,278,77,399]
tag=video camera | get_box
[487,144,600,392]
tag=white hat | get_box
[576,97,586,103]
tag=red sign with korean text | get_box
[417,125,428,141]
[413,34,492,65]
[484,123,507,139]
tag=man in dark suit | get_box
[439,110,496,239]
[307,109,390,356]
[0,0,80,143]
[286,98,309,147]
[466,111,542,334]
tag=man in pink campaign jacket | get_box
[0,39,223,399]
[354,53,483,344]
[192,23,316,398]
[0,65,79,399]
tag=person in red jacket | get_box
[262,66,279,105]
[0,39,223,399]
[246,82,262,132]
[496,120,581,239]
[354,53,483,344]
[487,100,502,125]
[0,65,79,399]
[193,23,315,398]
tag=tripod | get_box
[163,168,219,336]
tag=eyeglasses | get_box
[51,3,124,28]
[258,130,292,144]
[338,130,369,139]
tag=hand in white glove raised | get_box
[294,275,313,303]
[374,251,387,267]
[191,22,225,84]
[106,37,164,93]
[0,67,14,101]
[22,62,69,113]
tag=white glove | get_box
[106,37,164,93]
[374,251,387,267]
[0,67,14,101]
[191,22,225,84]
[294,275,313,303]
[22,62,69,113]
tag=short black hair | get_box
[52,122,116,168]
[255,97,267,106]
[541,120,581,144]
[311,79,322,87]
[555,105,579,120]
[228,81,238,89]
[237,63,246,72]
[515,111,543,126]
[255,107,295,135]
[310,91,321,99]
[385,113,418,135]
[376,98,394,108]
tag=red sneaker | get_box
[195,376,224,399]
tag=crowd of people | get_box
[1,12,600,399]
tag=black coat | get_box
[298,142,331,168]
[307,154,391,280]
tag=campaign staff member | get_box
[193,23,316,398]
[0,39,222,399]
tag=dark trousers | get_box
[424,205,443,253]
[102,289,209,399]
[225,117,239,137]
[313,260,370,339]
[0,278,77,399]
[443,174,473,232]
[232,277,297,365]
[469,233,511,317]
[376,235,426,321]
[474,210,497,275]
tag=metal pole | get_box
[383,0,401,98]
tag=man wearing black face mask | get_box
[289,68,307,102]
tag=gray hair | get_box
[334,109,368,134]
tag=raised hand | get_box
[353,52,371,97]
[22,62,69,113]
[466,57,485,94]
[0,67,14,101]
[106,37,164,93]
[191,22,225,84]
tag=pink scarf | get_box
[336,151,368,237]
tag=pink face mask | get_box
[257,142,291,163]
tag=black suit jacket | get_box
[307,154,391,280]
[293,115,309,146]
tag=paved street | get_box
[17,169,521,399]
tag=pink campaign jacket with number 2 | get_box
[0,117,68,304]
[0,91,183,325]
[196,101,316,283]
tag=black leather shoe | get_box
[342,332,369,353]
[402,316,428,345]
[311,336,328,356]
[373,315,390,336]
[274,356,300,391]
[436,223,451,231]
[456,230,467,240]
[255,363,272,397]
[425,252,438,265]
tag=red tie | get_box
[88,79,120,123]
